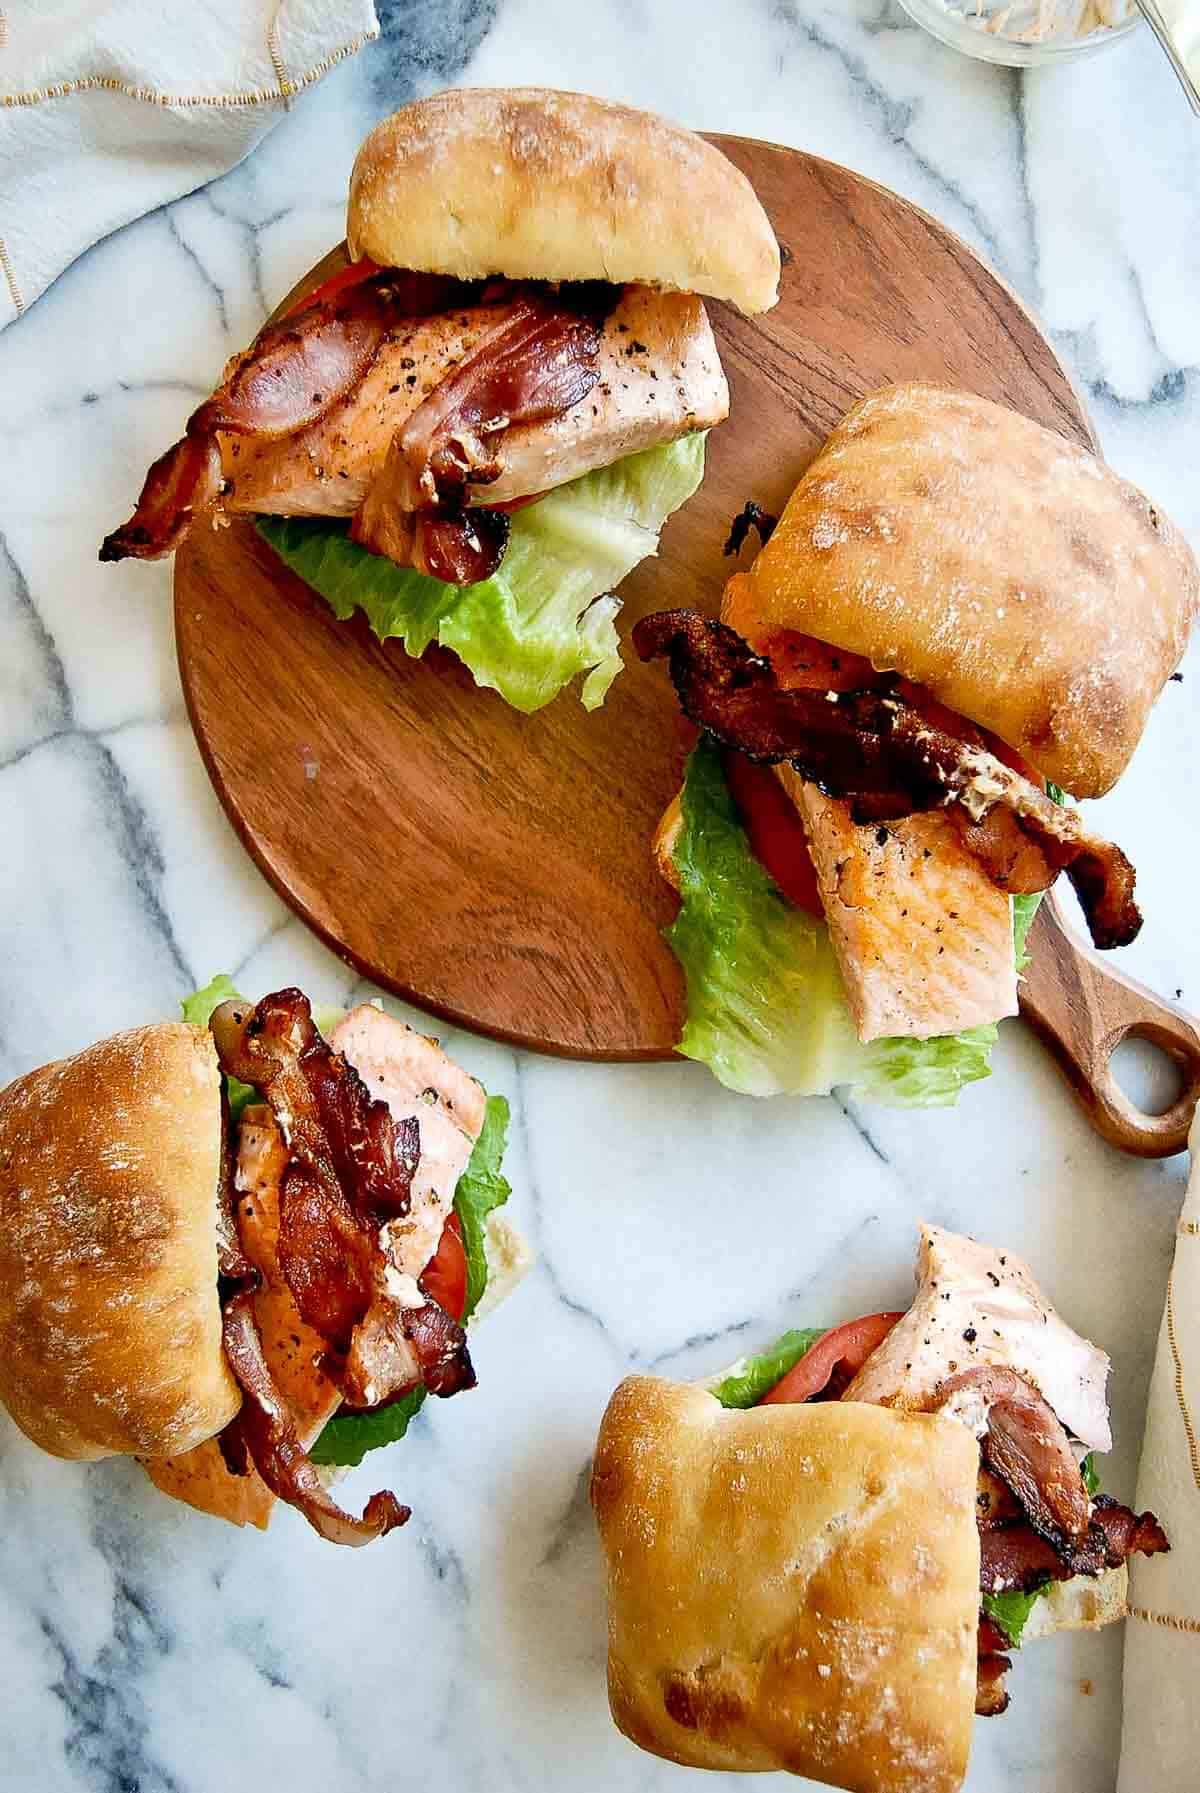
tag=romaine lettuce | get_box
[668,738,1001,1104]
[982,1583,1051,1647]
[453,1095,512,1322]
[256,433,707,713]
[710,1329,826,1409]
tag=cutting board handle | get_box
[1019,899,1200,1159]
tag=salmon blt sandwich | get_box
[591,1224,1167,1790]
[0,978,528,1545]
[101,86,779,714]
[636,383,1197,1104]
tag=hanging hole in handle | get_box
[1107,1028,1190,1118]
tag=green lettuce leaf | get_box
[668,738,1001,1105]
[982,1582,1051,1648]
[309,1386,426,1469]
[256,433,707,713]
[1081,1452,1101,1496]
[454,1095,512,1322]
[180,974,255,1119]
[711,1329,826,1409]
[1013,892,1043,974]
[1011,786,1070,970]
[180,972,243,1027]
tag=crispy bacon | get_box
[99,271,487,563]
[98,433,223,562]
[980,1496,1169,1594]
[976,1653,1011,1718]
[976,1466,1024,1532]
[211,990,473,1401]
[977,1616,1011,1655]
[936,1367,1091,1544]
[206,990,475,1542]
[349,289,605,581]
[350,492,512,585]
[1092,1493,1170,1563]
[416,508,512,584]
[633,609,1142,949]
[951,806,1058,898]
[190,278,398,442]
[386,291,605,514]
[100,278,404,562]
[221,1289,408,1546]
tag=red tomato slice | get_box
[722,749,823,918]
[419,1212,468,1320]
[759,1311,904,1404]
[281,256,382,318]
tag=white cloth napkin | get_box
[1117,1114,1200,1790]
[0,1,379,332]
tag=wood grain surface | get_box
[1020,900,1200,1158]
[178,137,1106,1061]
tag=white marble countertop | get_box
[2,4,1199,1790]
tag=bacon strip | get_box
[936,1367,1091,1544]
[1092,1493,1170,1563]
[633,609,1142,949]
[100,279,404,562]
[211,990,474,1404]
[98,433,223,562]
[350,290,605,582]
[976,1466,1023,1532]
[980,1498,1169,1594]
[99,272,481,563]
[205,990,475,1543]
[349,494,513,585]
[387,293,604,513]
[976,1652,1011,1718]
[221,1290,408,1546]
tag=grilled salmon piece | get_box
[844,1223,1112,1454]
[220,284,727,521]
[779,767,1019,1043]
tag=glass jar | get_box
[897,0,1141,65]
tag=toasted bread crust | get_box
[348,88,780,315]
[0,1024,238,1461]
[738,384,1197,796]
[592,1377,980,1788]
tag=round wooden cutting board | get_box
[177,137,1095,1060]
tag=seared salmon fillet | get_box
[328,1005,485,1283]
[778,766,1019,1043]
[220,284,727,520]
[844,1223,1112,1453]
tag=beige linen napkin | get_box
[1117,1113,1200,1789]
[0,0,379,331]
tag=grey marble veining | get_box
[1,4,1198,1790]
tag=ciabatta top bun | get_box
[592,1376,979,1791]
[0,1024,238,1462]
[728,383,1197,796]
[347,87,780,316]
